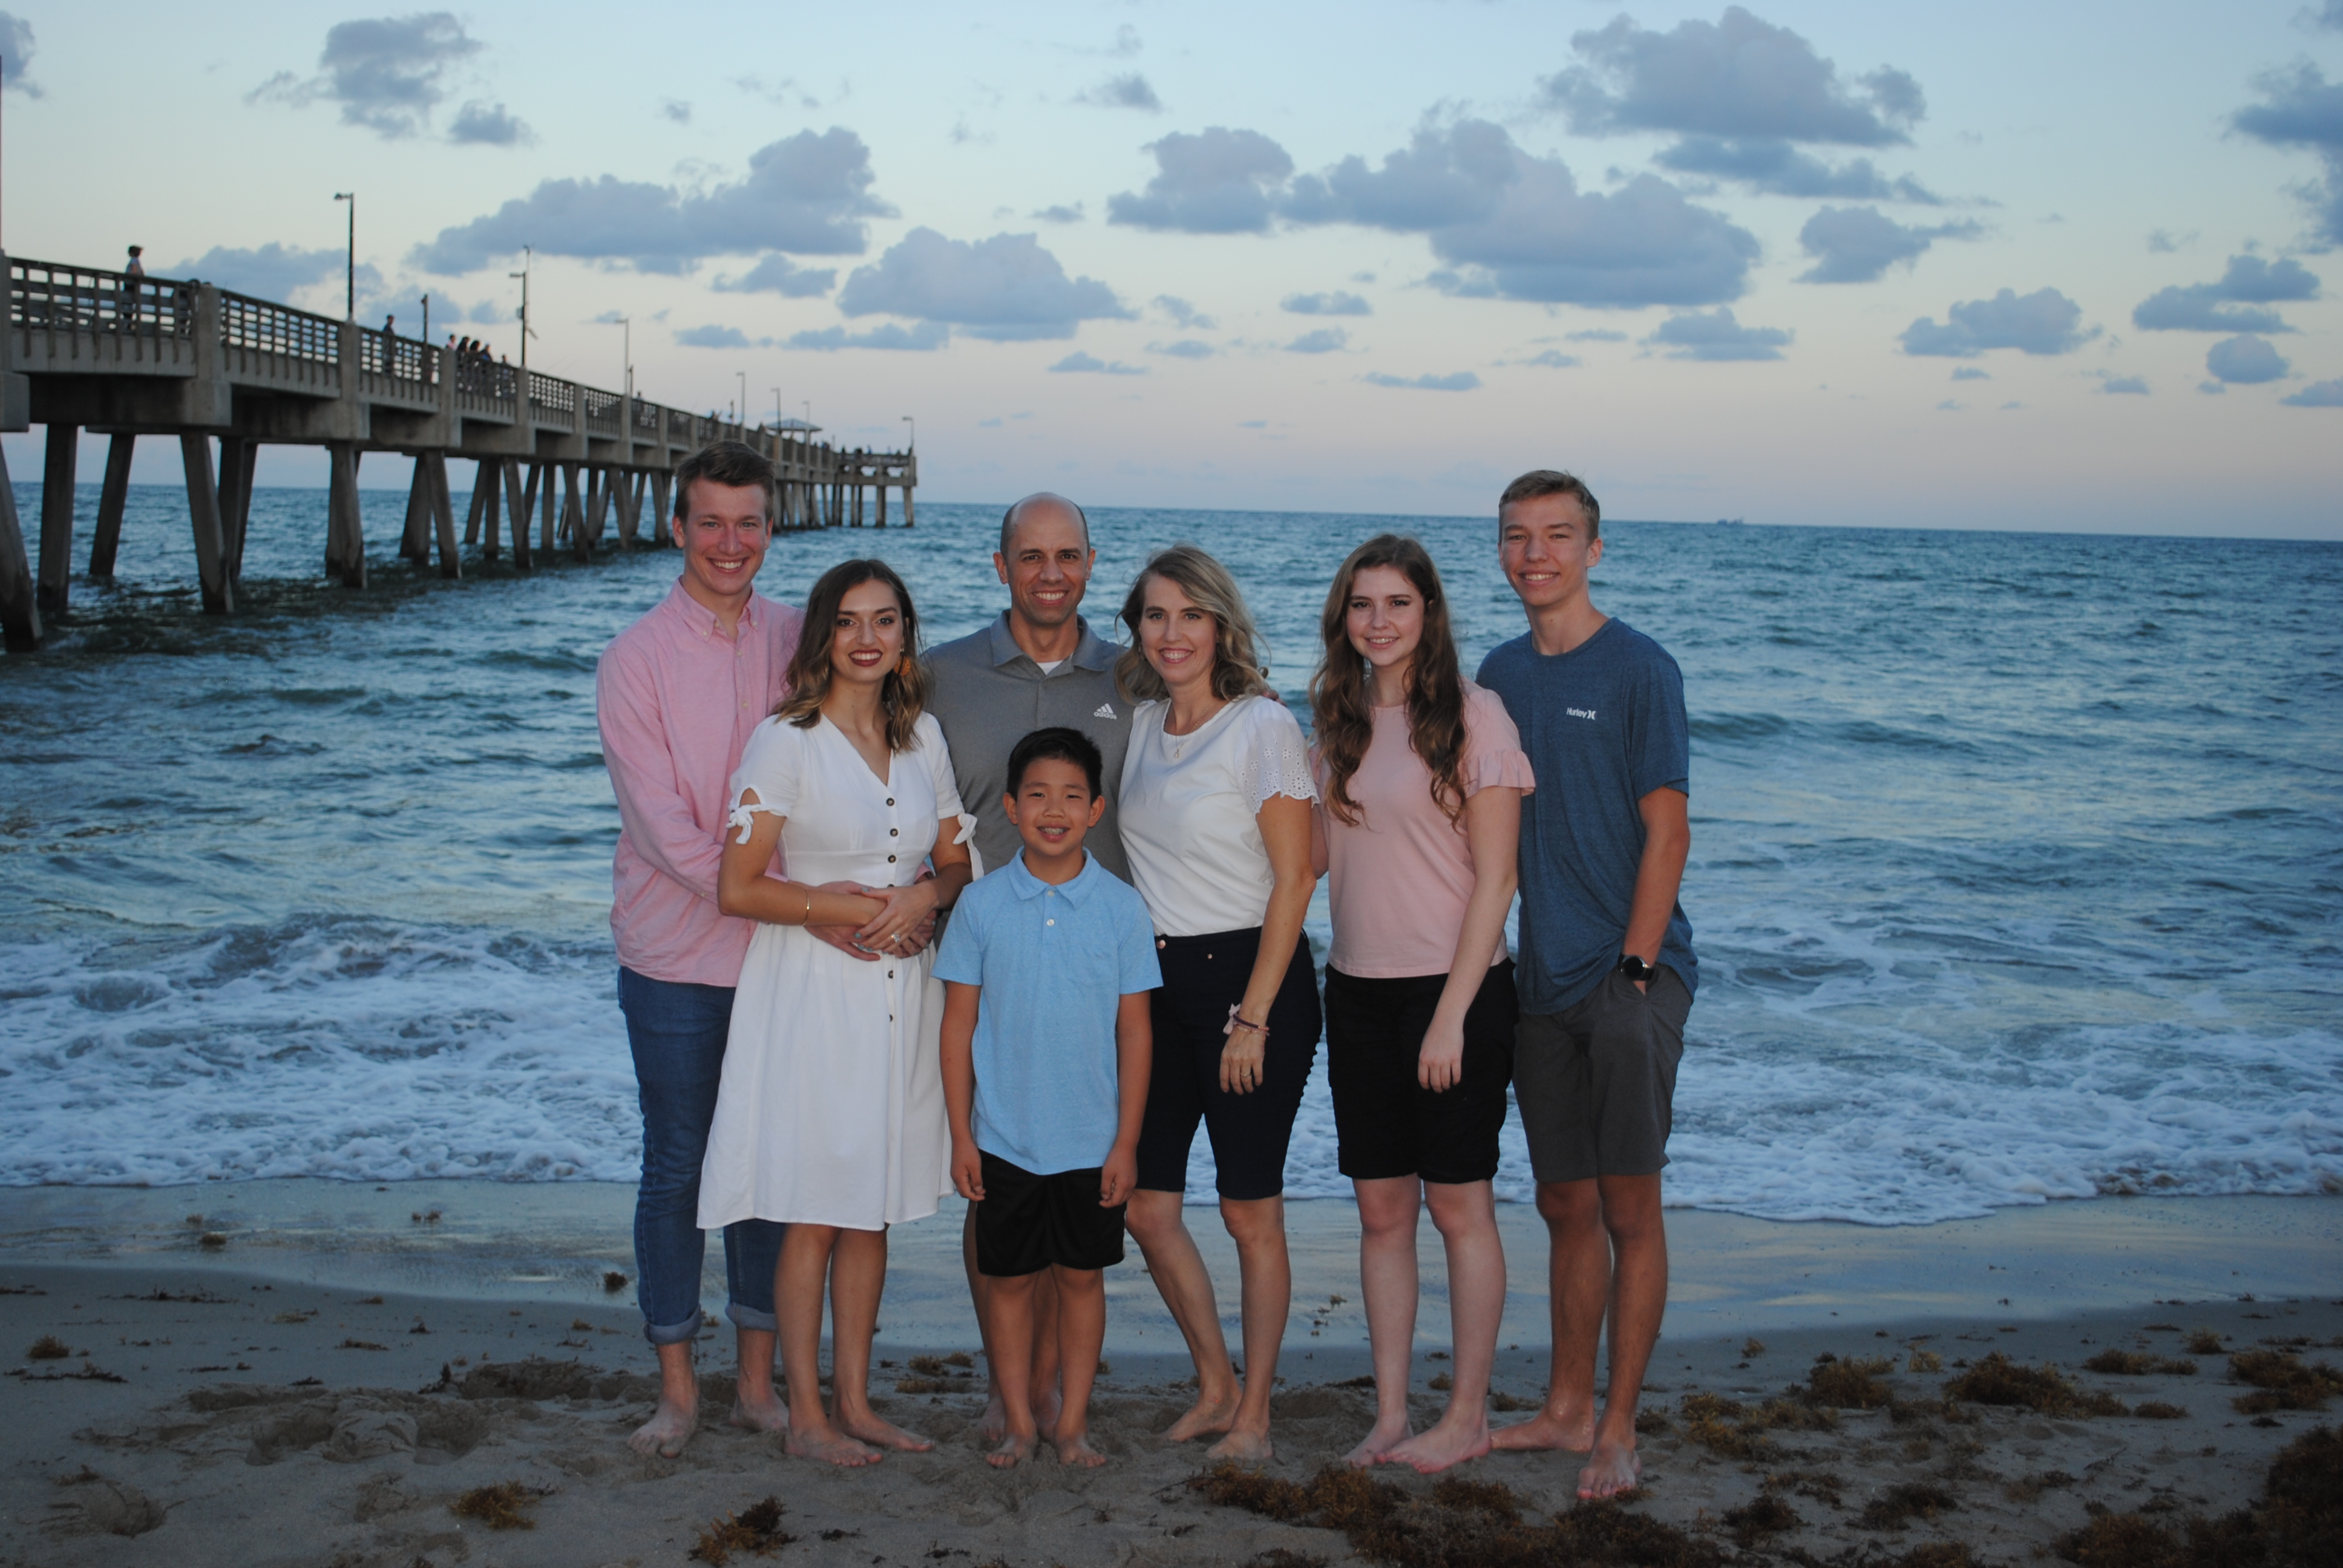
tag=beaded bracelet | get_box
[1224,1004,1270,1039]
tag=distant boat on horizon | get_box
[1715,517,1746,526]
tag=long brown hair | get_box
[1113,543,1274,704]
[778,558,930,753]
[1309,534,1467,826]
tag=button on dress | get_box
[697,710,970,1232]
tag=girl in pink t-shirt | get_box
[1308,534,1533,1475]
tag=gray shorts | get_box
[1515,964,1691,1184]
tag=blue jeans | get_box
[618,967,784,1346]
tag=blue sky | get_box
[5,2,2341,534]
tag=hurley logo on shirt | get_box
[1567,707,1599,720]
[1093,702,1117,719]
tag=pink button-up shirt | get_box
[597,581,805,986]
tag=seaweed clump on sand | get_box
[1801,1352,1897,1410]
[1944,1353,2126,1417]
[1190,1463,1725,1568]
[2056,1424,2343,1568]
[2227,1350,2343,1414]
[26,1335,70,1361]
[1678,1391,1835,1459]
[1720,1492,1801,1547]
[450,1482,542,1530]
[1858,1481,1959,1531]
[689,1497,793,1564]
[2083,1349,2197,1376]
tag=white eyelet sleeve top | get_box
[1118,694,1317,937]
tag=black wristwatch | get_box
[1616,954,1655,985]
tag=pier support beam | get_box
[651,471,672,546]
[461,470,486,547]
[477,460,501,561]
[179,433,234,614]
[424,451,460,579]
[324,443,366,589]
[0,445,42,650]
[563,462,587,561]
[902,482,914,529]
[876,477,888,529]
[38,422,77,615]
[538,463,556,557]
[507,460,534,571]
[400,460,433,563]
[224,441,257,586]
[90,434,135,578]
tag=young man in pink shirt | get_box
[595,441,805,1457]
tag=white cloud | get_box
[836,228,1129,341]
[1900,287,2097,356]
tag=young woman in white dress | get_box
[1115,544,1322,1462]
[703,558,974,1467]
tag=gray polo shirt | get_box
[924,612,1135,881]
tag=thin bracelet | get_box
[801,889,813,925]
[1224,1004,1270,1039]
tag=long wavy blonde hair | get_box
[1114,544,1273,704]
[777,558,929,752]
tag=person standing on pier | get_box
[923,492,1134,1446]
[1476,469,1696,1500]
[595,440,805,1459]
[124,246,145,278]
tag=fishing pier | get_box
[0,252,916,652]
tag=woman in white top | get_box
[1116,544,1322,1462]
[704,558,974,1468]
[1309,534,1531,1474]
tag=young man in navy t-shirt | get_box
[1475,469,1695,1501]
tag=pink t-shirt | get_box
[1311,681,1535,979]
[597,582,804,986]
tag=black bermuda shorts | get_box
[1135,926,1322,1202]
[974,1150,1127,1278]
[1325,959,1517,1185]
[1513,962,1691,1184]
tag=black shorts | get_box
[1135,927,1322,1202]
[974,1150,1127,1278]
[1325,961,1517,1185]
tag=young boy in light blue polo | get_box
[936,727,1158,1470]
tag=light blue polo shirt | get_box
[933,849,1162,1175]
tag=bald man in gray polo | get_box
[926,493,1133,880]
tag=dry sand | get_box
[4,1191,2338,1566]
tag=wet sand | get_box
[3,1187,2337,1565]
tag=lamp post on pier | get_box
[606,315,631,401]
[902,414,914,451]
[332,192,355,319]
[508,246,532,373]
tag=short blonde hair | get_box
[1115,543,1273,704]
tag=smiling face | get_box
[1003,756,1105,867]
[827,578,906,689]
[1138,573,1219,697]
[1345,564,1426,690]
[1499,491,1601,613]
[995,503,1093,634]
[672,479,773,613]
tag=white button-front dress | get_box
[696,710,971,1232]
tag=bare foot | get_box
[1206,1426,1274,1462]
[1160,1388,1241,1443]
[1388,1416,1492,1475]
[1343,1416,1412,1469]
[785,1422,882,1468]
[980,1392,1009,1444]
[841,1411,934,1452]
[986,1431,1034,1470]
[1489,1401,1595,1453]
[728,1386,789,1434]
[1577,1437,1640,1500]
[1055,1432,1108,1468]
[628,1395,697,1458]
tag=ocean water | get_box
[2,482,2338,1225]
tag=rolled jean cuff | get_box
[643,1311,704,1348]
[725,1299,777,1334]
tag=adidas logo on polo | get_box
[1093,702,1116,719]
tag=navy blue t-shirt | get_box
[1477,617,1696,1014]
